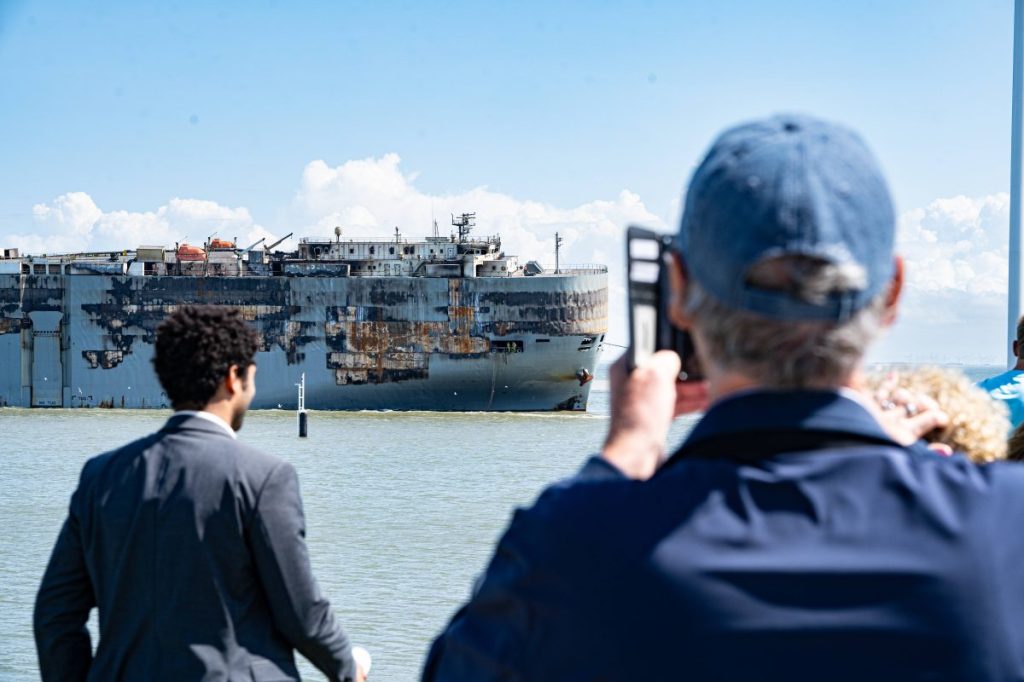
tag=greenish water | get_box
[0,372,692,681]
[0,365,1002,680]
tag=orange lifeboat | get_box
[176,244,206,261]
[209,238,235,249]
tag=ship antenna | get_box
[452,212,476,243]
[203,234,212,277]
[555,232,564,274]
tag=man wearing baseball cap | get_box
[423,114,1024,680]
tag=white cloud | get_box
[22,191,104,254]
[874,193,1010,363]
[8,158,1014,363]
[11,194,273,255]
[8,155,665,350]
[293,154,664,265]
[292,154,667,347]
[288,159,1017,361]
[896,193,1008,297]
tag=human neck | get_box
[198,399,236,431]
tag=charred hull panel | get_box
[0,273,607,411]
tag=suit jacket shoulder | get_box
[43,413,355,681]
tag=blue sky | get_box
[0,0,1018,361]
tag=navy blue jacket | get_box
[34,414,357,681]
[424,391,1024,681]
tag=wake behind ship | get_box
[0,214,608,411]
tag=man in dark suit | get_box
[34,305,366,681]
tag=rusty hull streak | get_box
[1,269,609,408]
[329,350,430,385]
[325,320,489,385]
[321,278,497,385]
[329,321,490,355]
[443,278,492,355]
[60,275,603,381]
[479,286,607,337]
[0,317,22,334]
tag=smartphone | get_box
[625,226,703,381]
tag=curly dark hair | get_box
[153,305,261,409]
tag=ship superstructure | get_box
[0,214,608,411]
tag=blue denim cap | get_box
[677,114,895,322]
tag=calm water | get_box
[0,368,700,681]
[0,364,1002,680]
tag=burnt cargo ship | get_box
[0,214,608,411]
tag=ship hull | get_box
[0,272,607,411]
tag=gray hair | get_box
[685,256,888,388]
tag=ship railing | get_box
[14,250,131,261]
[534,263,608,275]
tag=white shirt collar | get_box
[173,410,238,439]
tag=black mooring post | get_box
[296,372,308,437]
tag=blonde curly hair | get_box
[867,366,1009,463]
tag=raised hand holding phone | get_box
[625,226,703,381]
[602,227,709,479]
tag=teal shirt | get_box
[978,369,1024,428]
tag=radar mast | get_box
[452,213,476,243]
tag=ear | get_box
[880,255,904,327]
[224,364,243,397]
[1014,339,1020,358]
[666,251,692,331]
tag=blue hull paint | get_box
[0,271,607,411]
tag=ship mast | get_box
[452,213,475,243]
